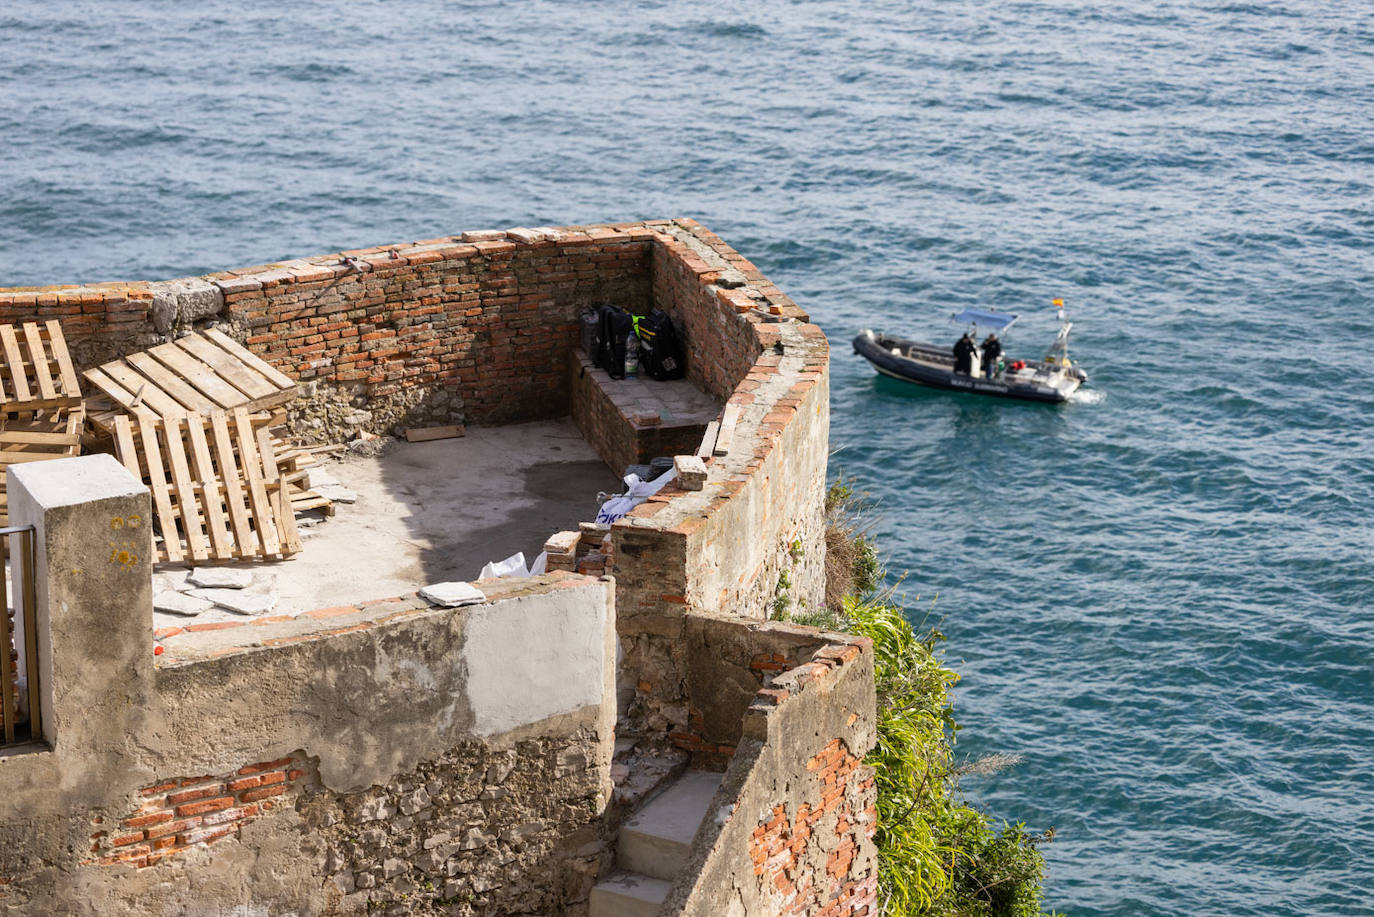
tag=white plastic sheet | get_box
[478,550,548,580]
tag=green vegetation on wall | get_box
[793,480,1058,917]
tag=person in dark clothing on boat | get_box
[953,332,975,374]
[982,332,1002,378]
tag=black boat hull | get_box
[853,330,1076,404]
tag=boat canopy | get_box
[951,308,1019,331]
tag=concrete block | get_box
[673,455,707,491]
[149,277,224,333]
[505,227,546,244]
[588,872,671,917]
[617,771,721,881]
[7,454,152,752]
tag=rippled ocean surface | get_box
[3,2,1371,914]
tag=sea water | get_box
[2,2,1370,914]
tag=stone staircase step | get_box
[616,770,722,882]
[588,870,672,917]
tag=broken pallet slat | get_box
[404,424,464,443]
[713,404,741,457]
[696,419,720,458]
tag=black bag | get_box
[579,307,601,359]
[596,304,634,379]
[634,308,686,380]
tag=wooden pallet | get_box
[0,321,82,413]
[84,328,297,427]
[0,406,85,525]
[112,408,301,564]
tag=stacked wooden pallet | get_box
[83,327,298,431]
[83,327,337,531]
[0,321,86,524]
[111,408,301,563]
[0,320,340,565]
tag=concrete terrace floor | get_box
[153,418,623,623]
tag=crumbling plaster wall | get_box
[0,455,617,916]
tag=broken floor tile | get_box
[188,567,254,589]
[153,590,215,617]
[190,588,279,615]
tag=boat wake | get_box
[1069,388,1106,405]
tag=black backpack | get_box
[635,308,686,380]
[579,307,601,359]
[595,304,634,379]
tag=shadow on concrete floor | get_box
[163,418,623,616]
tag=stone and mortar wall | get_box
[0,455,617,916]
[661,620,879,917]
[669,614,858,770]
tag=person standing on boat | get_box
[982,332,1002,378]
[953,332,975,374]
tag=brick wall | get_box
[661,622,879,917]
[0,225,657,442]
[567,350,710,476]
[0,284,156,370]
[215,229,653,438]
[84,754,314,869]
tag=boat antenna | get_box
[1048,298,1072,366]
